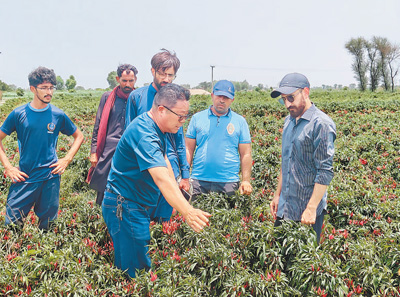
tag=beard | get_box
[38,95,52,104]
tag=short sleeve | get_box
[134,134,167,172]
[60,113,77,136]
[239,118,251,144]
[185,115,197,139]
[0,110,17,135]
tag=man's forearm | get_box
[240,153,252,182]
[185,138,196,166]
[64,129,84,163]
[0,141,13,170]
[306,183,328,211]
[149,166,192,216]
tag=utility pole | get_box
[210,65,215,92]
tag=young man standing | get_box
[0,67,84,229]
[125,49,190,222]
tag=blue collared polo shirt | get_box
[186,106,251,183]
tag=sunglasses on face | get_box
[278,89,303,105]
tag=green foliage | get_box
[65,75,77,92]
[15,88,24,97]
[106,71,118,89]
[346,36,400,92]
[0,80,13,92]
[56,76,65,91]
[1,89,400,296]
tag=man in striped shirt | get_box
[269,73,336,243]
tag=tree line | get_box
[346,36,400,92]
[56,75,77,91]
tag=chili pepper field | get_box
[0,89,400,296]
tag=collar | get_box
[149,83,157,93]
[28,102,50,112]
[290,103,316,123]
[208,105,231,117]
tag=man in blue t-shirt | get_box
[103,84,211,278]
[0,67,84,230]
[185,80,253,198]
[125,49,190,222]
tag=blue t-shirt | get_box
[186,107,251,182]
[107,112,167,207]
[125,85,157,127]
[0,103,77,183]
[125,84,189,179]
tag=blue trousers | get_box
[102,190,152,278]
[5,177,60,230]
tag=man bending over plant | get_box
[103,84,210,278]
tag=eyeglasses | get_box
[36,86,56,92]
[279,89,303,105]
[156,71,176,80]
[159,105,191,122]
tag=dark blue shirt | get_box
[277,104,336,221]
[1,103,76,183]
[107,113,167,207]
[125,84,190,179]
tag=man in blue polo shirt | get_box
[185,80,253,198]
[269,73,336,244]
[103,84,210,278]
[0,67,84,230]
[125,49,190,222]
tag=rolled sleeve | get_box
[313,122,336,185]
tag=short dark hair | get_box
[153,84,190,108]
[151,49,180,73]
[28,67,57,87]
[117,64,138,77]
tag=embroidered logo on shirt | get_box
[47,123,56,134]
[227,123,235,135]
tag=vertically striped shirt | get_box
[277,104,336,221]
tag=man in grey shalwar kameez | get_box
[88,64,138,205]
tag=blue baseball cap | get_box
[213,80,235,99]
[271,73,310,98]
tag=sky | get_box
[0,0,399,89]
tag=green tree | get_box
[233,80,250,91]
[374,36,391,91]
[65,75,77,91]
[196,81,212,91]
[385,43,400,92]
[107,71,118,89]
[56,76,65,90]
[16,88,24,97]
[0,79,12,92]
[345,37,368,91]
[365,38,381,92]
